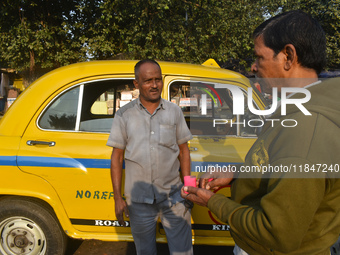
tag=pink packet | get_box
[184,176,196,194]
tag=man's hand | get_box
[198,171,234,190]
[181,186,215,207]
[115,196,129,226]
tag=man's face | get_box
[251,36,286,94]
[134,62,163,103]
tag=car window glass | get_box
[39,86,79,130]
[90,88,115,115]
[239,91,262,137]
[79,80,137,133]
[39,79,137,133]
[169,81,261,137]
[170,81,235,136]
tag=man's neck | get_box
[285,67,318,88]
[140,98,161,115]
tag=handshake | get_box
[181,172,234,207]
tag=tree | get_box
[0,0,86,86]
[1,0,339,86]
[85,0,277,73]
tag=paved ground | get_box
[67,239,235,255]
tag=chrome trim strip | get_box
[75,84,84,131]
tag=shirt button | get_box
[151,147,154,150]
[151,131,154,135]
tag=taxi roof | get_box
[38,60,245,81]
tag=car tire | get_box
[0,197,67,255]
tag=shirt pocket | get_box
[159,124,176,148]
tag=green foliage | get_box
[0,0,86,85]
[87,0,272,71]
[0,0,339,85]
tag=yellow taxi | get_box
[0,59,266,255]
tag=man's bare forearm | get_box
[178,142,191,177]
[110,148,124,199]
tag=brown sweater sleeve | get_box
[207,176,326,253]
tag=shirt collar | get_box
[137,97,165,111]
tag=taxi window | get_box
[89,84,138,115]
[79,80,137,132]
[39,86,79,130]
[38,79,137,133]
[239,92,263,137]
[169,81,261,136]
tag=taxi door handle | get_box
[189,147,198,152]
[27,140,56,147]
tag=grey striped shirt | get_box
[107,98,192,204]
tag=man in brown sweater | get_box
[182,10,340,255]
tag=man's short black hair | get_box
[134,59,161,80]
[253,10,327,74]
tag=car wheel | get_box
[0,197,67,255]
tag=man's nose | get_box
[151,80,158,87]
[251,62,258,73]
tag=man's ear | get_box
[283,44,297,71]
[133,79,139,89]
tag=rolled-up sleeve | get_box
[106,113,127,149]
